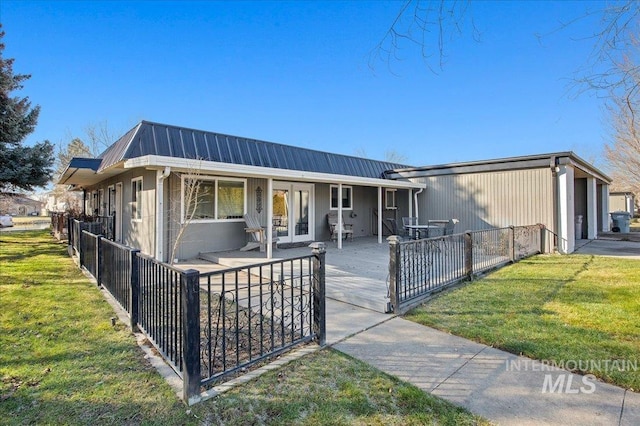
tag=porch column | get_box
[155,170,165,261]
[408,189,413,218]
[586,177,598,239]
[557,165,575,254]
[377,186,383,244]
[601,184,610,232]
[338,183,343,249]
[267,178,273,259]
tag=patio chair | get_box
[402,217,418,239]
[241,213,279,252]
[385,218,408,240]
[327,211,354,241]
[444,218,460,235]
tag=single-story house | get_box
[59,120,611,258]
[0,194,43,216]
[609,191,636,217]
[58,120,424,261]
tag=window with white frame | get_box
[385,189,397,209]
[330,185,352,210]
[131,177,143,221]
[91,191,99,216]
[182,176,246,222]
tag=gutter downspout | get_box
[156,166,171,261]
[413,187,424,222]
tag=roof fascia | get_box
[124,155,426,189]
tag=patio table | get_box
[405,224,440,239]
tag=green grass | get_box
[0,230,487,425]
[405,254,640,391]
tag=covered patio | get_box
[180,237,392,313]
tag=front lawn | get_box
[0,230,487,425]
[405,254,640,391]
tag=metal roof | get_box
[97,120,410,179]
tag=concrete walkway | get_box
[327,299,639,425]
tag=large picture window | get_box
[131,177,143,221]
[330,185,352,210]
[182,176,246,222]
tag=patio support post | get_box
[310,242,326,346]
[586,177,597,239]
[600,184,610,232]
[129,249,140,331]
[387,236,401,314]
[338,183,343,249]
[378,186,383,244]
[181,268,201,405]
[464,232,473,280]
[267,178,273,259]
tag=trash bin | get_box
[610,211,631,233]
[575,215,583,239]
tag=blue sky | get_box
[1,0,612,168]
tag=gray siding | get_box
[412,168,555,233]
[84,168,156,256]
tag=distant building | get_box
[0,194,43,216]
[609,191,636,216]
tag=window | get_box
[131,177,143,221]
[182,176,245,222]
[330,185,352,210]
[385,189,397,209]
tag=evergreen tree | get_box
[0,24,54,193]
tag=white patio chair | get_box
[241,213,278,252]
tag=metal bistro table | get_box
[405,224,441,239]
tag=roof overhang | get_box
[387,152,611,185]
[124,155,426,189]
[58,157,122,189]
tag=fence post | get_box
[539,224,547,254]
[129,249,140,331]
[387,236,401,314]
[96,235,103,285]
[509,226,516,262]
[182,269,201,405]
[309,242,326,346]
[464,232,473,280]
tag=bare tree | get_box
[85,120,116,157]
[605,89,640,193]
[168,162,203,264]
[369,0,478,73]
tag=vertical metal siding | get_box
[415,168,554,233]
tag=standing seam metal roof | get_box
[97,120,410,178]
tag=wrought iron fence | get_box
[198,253,320,387]
[95,215,115,241]
[137,253,186,376]
[389,224,546,314]
[100,238,139,320]
[80,230,100,279]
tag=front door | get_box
[273,182,314,243]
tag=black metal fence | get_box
[63,224,326,405]
[388,224,546,314]
[100,238,139,322]
[199,252,323,387]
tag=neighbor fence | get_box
[64,226,326,405]
[388,224,547,314]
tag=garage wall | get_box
[411,168,555,233]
